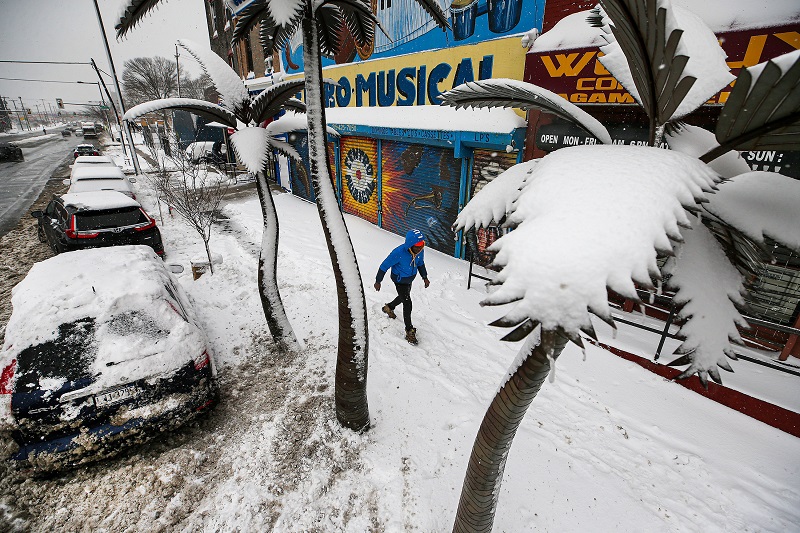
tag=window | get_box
[74,207,148,231]
[209,0,219,37]
[244,34,254,74]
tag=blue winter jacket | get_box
[376,229,428,285]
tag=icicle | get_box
[582,347,587,361]
[639,303,647,319]
[547,349,557,383]
[657,279,663,296]
[611,327,618,340]
[649,291,655,305]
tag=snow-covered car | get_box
[32,191,163,255]
[0,245,217,472]
[185,141,216,163]
[0,141,24,162]
[67,164,136,198]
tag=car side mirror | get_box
[62,178,71,186]
[167,264,184,274]
[31,210,43,219]
[128,177,137,183]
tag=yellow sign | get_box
[285,36,527,109]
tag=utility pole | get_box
[90,59,128,158]
[175,44,181,97]
[34,104,42,128]
[92,0,141,175]
[18,97,31,130]
[8,99,25,131]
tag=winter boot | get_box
[382,304,396,319]
[405,327,418,345]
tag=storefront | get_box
[283,106,526,259]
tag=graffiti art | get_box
[344,148,376,204]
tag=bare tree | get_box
[122,56,179,105]
[148,133,231,272]
[180,73,214,101]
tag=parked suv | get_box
[67,163,136,199]
[32,191,163,256]
[73,144,99,158]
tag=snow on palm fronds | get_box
[589,0,733,127]
[663,220,747,386]
[705,171,800,252]
[125,98,238,128]
[453,159,537,231]
[177,39,251,117]
[441,79,611,145]
[665,123,751,178]
[455,144,721,342]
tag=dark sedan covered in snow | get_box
[0,246,217,472]
[0,141,24,162]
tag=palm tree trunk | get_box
[301,10,370,431]
[453,329,568,533]
[255,167,300,352]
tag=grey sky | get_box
[0,0,211,114]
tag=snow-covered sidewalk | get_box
[3,187,798,532]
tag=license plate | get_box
[94,385,141,407]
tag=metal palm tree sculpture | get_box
[123,39,306,353]
[441,0,800,530]
[118,0,449,431]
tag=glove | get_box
[423,278,430,288]
[374,282,381,291]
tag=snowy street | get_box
[0,133,82,236]
[2,184,797,532]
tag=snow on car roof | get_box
[67,179,133,194]
[60,190,140,210]
[74,155,115,165]
[71,165,126,181]
[2,246,206,398]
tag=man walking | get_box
[374,229,430,345]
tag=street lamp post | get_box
[18,97,31,130]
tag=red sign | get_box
[524,25,800,106]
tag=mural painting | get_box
[381,140,461,255]
[340,137,380,224]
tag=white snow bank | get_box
[705,171,800,251]
[324,105,527,133]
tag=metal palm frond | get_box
[251,80,306,124]
[414,0,450,30]
[232,1,272,45]
[316,5,346,56]
[441,79,612,144]
[124,98,238,128]
[701,51,800,163]
[115,0,161,38]
[593,0,696,143]
[328,0,379,46]
[282,98,307,114]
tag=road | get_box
[0,132,85,236]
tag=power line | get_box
[0,77,98,84]
[0,60,91,65]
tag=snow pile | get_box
[324,105,526,133]
[705,171,800,251]
[70,165,127,182]
[2,246,206,400]
[464,145,720,334]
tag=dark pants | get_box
[388,282,413,330]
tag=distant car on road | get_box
[32,191,163,255]
[73,144,100,159]
[74,129,83,137]
[61,129,72,137]
[0,141,24,162]
[0,245,217,472]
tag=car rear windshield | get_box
[75,207,146,230]
[15,318,96,392]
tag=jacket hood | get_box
[404,229,425,248]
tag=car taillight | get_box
[194,350,210,371]
[0,359,16,395]
[65,215,99,239]
[134,211,156,232]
